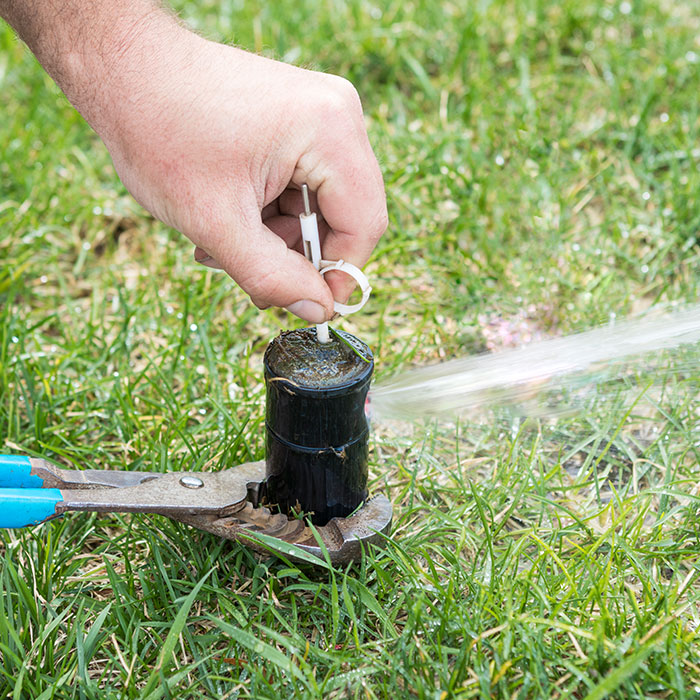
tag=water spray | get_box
[370,305,700,421]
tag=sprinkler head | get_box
[263,327,373,525]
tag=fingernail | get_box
[194,246,225,270]
[195,255,224,270]
[194,246,210,263]
[285,300,328,323]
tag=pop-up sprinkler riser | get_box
[262,327,374,525]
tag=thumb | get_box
[216,221,334,323]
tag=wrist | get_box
[58,8,192,145]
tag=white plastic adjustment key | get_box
[298,184,372,336]
[300,184,330,343]
[319,260,372,316]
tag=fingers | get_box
[211,214,335,323]
[314,152,387,302]
[261,213,303,254]
[292,81,388,301]
[313,147,387,269]
[194,208,338,323]
[183,68,387,317]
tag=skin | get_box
[0,1,388,323]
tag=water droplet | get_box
[198,408,207,415]
[621,229,630,239]
[619,1,632,15]
[176,313,183,319]
[166,306,174,314]
[686,51,698,64]
[113,371,119,377]
[641,264,649,273]
[659,112,669,123]
[40,275,48,284]
[572,243,581,252]
[190,323,198,332]
[92,206,102,216]
[11,336,18,344]
[82,241,91,251]
[494,154,505,166]
[642,192,651,201]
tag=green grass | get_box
[2,0,700,697]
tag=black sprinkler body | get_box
[264,327,373,525]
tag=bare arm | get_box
[0,1,388,322]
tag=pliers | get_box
[0,454,392,565]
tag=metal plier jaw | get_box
[0,455,392,565]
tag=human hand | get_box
[0,1,386,322]
[91,29,386,323]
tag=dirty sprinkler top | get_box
[265,328,373,389]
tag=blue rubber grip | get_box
[0,455,45,488]
[0,488,62,527]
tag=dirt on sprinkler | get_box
[265,327,372,389]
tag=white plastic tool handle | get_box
[298,184,372,344]
[300,210,330,343]
[300,212,322,270]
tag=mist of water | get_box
[369,305,700,421]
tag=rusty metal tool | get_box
[0,454,392,565]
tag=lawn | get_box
[2,0,700,697]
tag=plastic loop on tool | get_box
[319,259,372,316]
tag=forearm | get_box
[0,0,188,143]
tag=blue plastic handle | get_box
[0,488,62,527]
[0,455,45,488]
[0,456,58,527]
